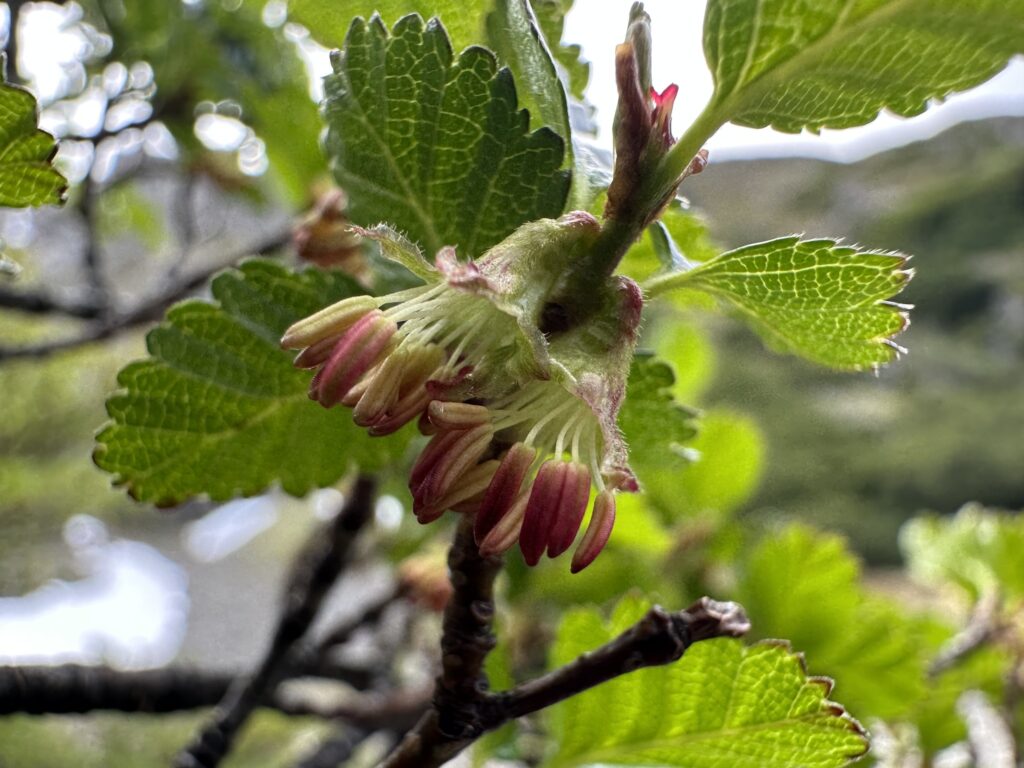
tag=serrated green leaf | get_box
[648,237,913,370]
[0,79,67,207]
[703,0,1024,133]
[901,503,1024,601]
[545,595,868,768]
[94,260,406,506]
[486,0,572,145]
[323,14,569,258]
[738,524,927,721]
[530,0,590,100]
[289,0,581,136]
[288,0,485,52]
[619,353,698,483]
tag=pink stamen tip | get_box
[571,491,616,573]
[409,428,467,495]
[519,460,570,567]
[479,492,529,557]
[474,443,538,544]
[414,423,493,511]
[313,310,397,407]
[546,462,592,558]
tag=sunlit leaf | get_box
[648,237,913,370]
[545,595,868,768]
[94,260,406,505]
[703,0,1024,133]
[901,503,1024,601]
[0,79,66,207]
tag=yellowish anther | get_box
[281,294,378,349]
[428,401,492,430]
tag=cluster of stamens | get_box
[283,283,516,435]
[283,281,622,572]
[410,381,617,572]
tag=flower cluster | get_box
[282,216,641,572]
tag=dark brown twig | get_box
[0,227,291,362]
[0,664,400,718]
[173,476,377,768]
[379,518,750,768]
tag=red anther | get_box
[313,310,397,407]
[571,490,616,573]
[519,460,570,566]
[546,462,592,558]
[474,443,537,544]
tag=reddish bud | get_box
[479,491,529,557]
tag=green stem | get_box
[582,102,726,281]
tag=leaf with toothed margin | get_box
[93,260,408,506]
[544,594,868,768]
[647,237,913,370]
[0,78,67,207]
[703,0,1024,134]
[619,353,699,486]
[323,14,569,260]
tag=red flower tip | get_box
[650,83,678,108]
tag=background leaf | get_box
[545,595,868,768]
[703,0,1024,133]
[900,503,1024,601]
[94,260,406,506]
[618,353,699,485]
[486,0,571,144]
[649,237,913,370]
[324,14,569,258]
[0,80,67,207]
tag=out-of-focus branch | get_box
[174,476,377,768]
[0,226,292,362]
[0,662,429,729]
[0,665,236,715]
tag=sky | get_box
[565,0,1024,162]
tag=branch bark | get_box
[379,518,750,768]
[173,475,377,768]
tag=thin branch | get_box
[480,598,750,727]
[0,665,236,715]
[174,476,377,768]
[379,516,503,768]
[293,728,370,768]
[0,286,102,319]
[379,522,750,768]
[0,227,291,362]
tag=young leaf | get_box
[647,237,913,370]
[737,524,927,721]
[486,0,572,144]
[703,0,1024,133]
[288,0,487,52]
[94,260,405,506]
[530,0,590,100]
[0,79,67,207]
[618,353,698,482]
[901,503,1024,601]
[323,14,569,259]
[546,595,868,768]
